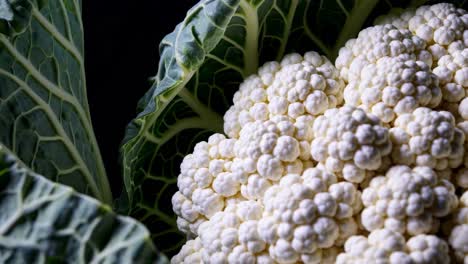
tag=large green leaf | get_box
[121,0,466,255]
[0,0,112,203]
[0,144,167,264]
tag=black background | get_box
[82,1,196,196]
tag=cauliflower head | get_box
[171,3,468,260]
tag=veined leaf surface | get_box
[121,0,466,255]
[0,0,112,203]
[0,144,167,264]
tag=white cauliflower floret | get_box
[173,117,317,237]
[234,119,315,198]
[171,237,203,264]
[454,168,468,189]
[459,97,468,121]
[390,107,465,170]
[448,191,468,263]
[434,42,468,121]
[434,43,467,109]
[241,174,273,201]
[361,165,458,236]
[335,24,432,82]
[376,3,467,60]
[336,228,450,264]
[452,121,468,189]
[224,51,344,138]
[405,234,450,264]
[172,134,240,236]
[198,201,274,264]
[258,168,361,263]
[376,3,468,118]
[310,106,392,183]
[345,56,442,123]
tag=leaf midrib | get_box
[0,68,104,201]
[239,0,259,76]
[0,17,111,203]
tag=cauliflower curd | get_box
[172,3,468,263]
[336,229,450,264]
[448,191,468,263]
[224,52,344,139]
[361,165,458,235]
[390,107,464,169]
[310,106,391,183]
[344,56,442,123]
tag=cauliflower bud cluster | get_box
[258,168,361,263]
[390,107,465,170]
[336,228,450,264]
[448,191,468,263]
[361,165,458,236]
[224,51,345,139]
[344,56,442,123]
[172,3,468,263]
[376,3,468,119]
[310,106,392,184]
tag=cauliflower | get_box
[344,56,442,123]
[376,3,467,60]
[235,119,315,198]
[171,4,468,262]
[172,201,273,264]
[196,201,272,264]
[390,107,465,170]
[361,165,458,235]
[336,228,450,264]
[258,168,360,263]
[452,121,468,188]
[310,106,392,183]
[448,191,468,263]
[172,134,240,236]
[172,169,357,264]
[335,24,432,82]
[459,97,468,121]
[454,168,468,189]
[434,42,467,112]
[376,3,468,118]
[173,118,316,236]
[171,238,203,264]
[224,51,344,139]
